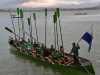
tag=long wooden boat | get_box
[75,13,87,15]
[8,39,95,75]
[11,15,21,18]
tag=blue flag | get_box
[81,25,93,52]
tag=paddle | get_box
[20,9,25,40]
[45,8,47,49]
[33,13,38,42]
[30,12,33,44]
[56,8,64,49]
[75,55,91,75]
[17,8,21,41]
[5,27,22,39]
[55,12,59,50]
[9,8,16,35]
[18,26,41,44]
[27,18,31,41]
[53,15,56,49]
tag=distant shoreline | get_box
[0,7,100,12]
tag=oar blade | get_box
[9,8,12,16]
[56,8,60,18]
[9,36,13,39]
[53,15,56,24]
[5,27,13,33]
[20,9,24,18]
[17,8,20,15]
[45,8,47,16]
[54,12,57,22]
[33,13,36,21]
[27,18,30,26]
[18,26,25,32]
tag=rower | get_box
[34,44,44,59]
[33,41,38,48]
[49,45,55,54]
[28,39,31,45]
[8,37,14,45]
[20,38,26,44]
[19,42,27,54]
[13,38,20,47]
[25,41,36,57]
[51,50,61,65]
[59,46,73,65]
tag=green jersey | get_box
[51,52,59,60]
[35,47,43,54]
[20,44,26,50]
[70,45,80,56]
[50,48,55,52]
[14,39,20,46]
[25,43,32,53]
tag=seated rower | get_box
[51,50,62,65]
[33,41,38,48]
[13,38,21,47]
[41,44,51,57]
[28,39,31,44]
[59,46,73,64]
[8,37,14,45]
[34,44,44,59]
[20,38,26,44]
[19,42,27,54]
[25,41,36,57]
[49,45,55,54]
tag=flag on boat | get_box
[81,25,93,52]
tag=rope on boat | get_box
[75,55,92,75]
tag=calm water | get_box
[0,9,100,75]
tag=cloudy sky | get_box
[0,0,100,9]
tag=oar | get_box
[5,27,22,39]
[33,13,38,42]
[55,12,59,50]
[75,55,92,75]
[17,8,20,41]
[45,8,47,49]
[18,26,41,44]
[56,8,64,49]
[9,8,16,35]
[27,18,31,41]
[30,12,33,44]
[53,15,56,49]
[20,9,25,40]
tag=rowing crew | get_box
[9,38,73,65]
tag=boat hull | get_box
[10,46,95,75]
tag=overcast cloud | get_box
[0,0,100,9]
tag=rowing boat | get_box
[8,39,95,75]
[6,8,95,75]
